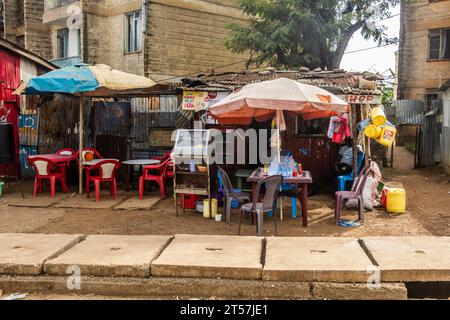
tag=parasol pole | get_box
[78,93,84,194]
[276,111,282,220]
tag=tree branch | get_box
[331,21,364,69]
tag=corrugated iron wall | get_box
[38,94,91,153]
[0,48,20,176]
[417,102,442,167]
[441,98,450,168]
[131,95,179,158]
[394,100,424,125]
[285,115,338,191]
[93,101,131,168]
[18,114,38,177]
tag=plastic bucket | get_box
[0,181,3,197]
[370,106,387,126]
[364,124,382,139]
[386,188,406,213]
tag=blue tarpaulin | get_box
[24,64,99,94]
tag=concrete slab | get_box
[362,236,450,281]
[0,275,313,300]
[7,194,67,208]
[263,237,374,282]
[113,196,159,210]
[151,234,263,280]
[44,235,171,277]
[0,233,85,275]
[55,194,126,209]
[312,282,407,300]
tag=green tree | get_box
[225,0,400,70]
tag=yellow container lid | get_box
[370,107,387,126]
[364,124,382,139]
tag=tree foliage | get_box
[225,0,400,70]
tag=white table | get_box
[122,159,161,191]
[82,158,119,166]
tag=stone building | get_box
[397,0,450,106]
[2,0,249,81]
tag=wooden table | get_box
[122,159,161,191]
[247,169,313,227]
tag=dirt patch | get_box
[0,147,448,237]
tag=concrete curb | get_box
[0,276,408,300]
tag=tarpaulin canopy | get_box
[14,64,158,194]
[14,64,156,96]
[209,77,350,129]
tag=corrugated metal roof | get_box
[182,69,383,95]
[0,38,56,71]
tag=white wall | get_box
[441,89,450,168]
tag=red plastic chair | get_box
[166,160,174,180]
[151,150,172,162]
[55,148,76,156]
[75,148,104,192]
[75,148,103,163]
[55,148,76,173]
[86,159,120,202]
[139,158,170,199]
[28,156,68,198]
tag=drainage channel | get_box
[405,282,450,299]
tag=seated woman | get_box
[336,138,362,176]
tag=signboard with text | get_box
[182,91,229,111]
[340,94,382,105]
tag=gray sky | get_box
[341,5,400,77]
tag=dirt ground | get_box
[0,146,449,237]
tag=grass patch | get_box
[404,142,416,154]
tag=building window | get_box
[296,117,329,136]
[77,28,81,56]
[57,28,69,58]
[16,35,25,48]
[125,11,142,53]
[428,28,450,60]
[426,93,438,110]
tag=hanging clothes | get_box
[330,113,351,144]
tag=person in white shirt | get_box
[336,138,363,176]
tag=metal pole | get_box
[78,93,84,194]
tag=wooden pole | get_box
[78,93,84,194]
[351,104,358,178]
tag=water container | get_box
[386,188,406,213]
[0,123,15,164]
[364,124,382,139]
[357,119,370,131]
[370,106,387,126]
[376,126,397,147]
[203,198,218,218]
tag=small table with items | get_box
[235,169,255,192]
[247,168,313,227]
[122,159,161,191]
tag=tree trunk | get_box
[331,21,364,69]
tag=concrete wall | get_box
[3,0,18,42]
[441,90,450,173]
[399,0,450,100]
[6,0,248,78]
[146,0,249,81]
